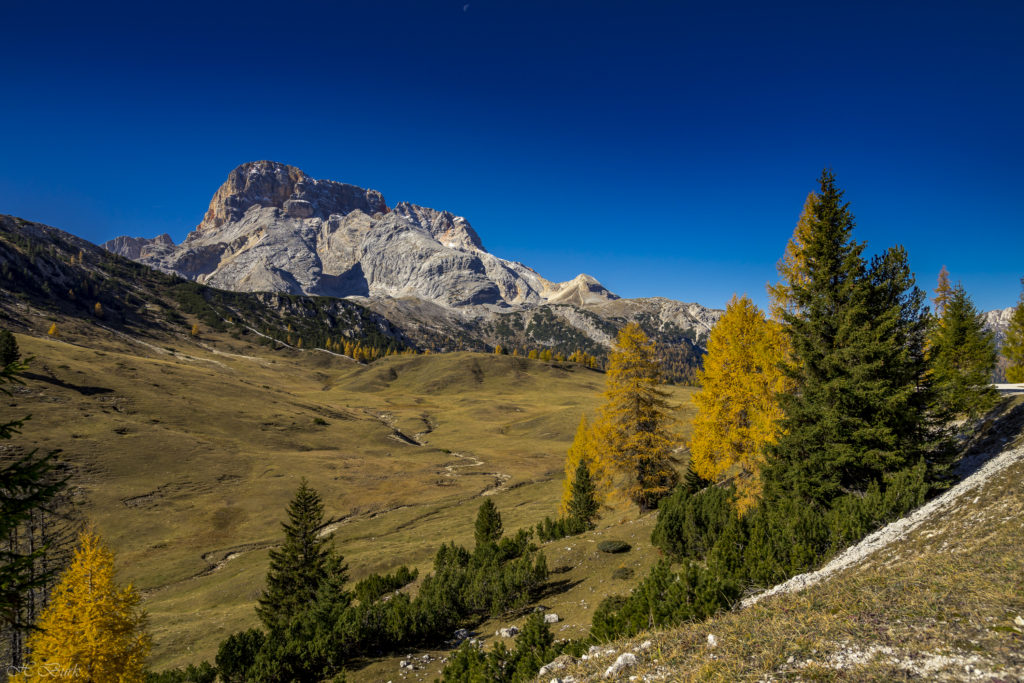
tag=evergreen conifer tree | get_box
[0,329,19,368]
[768,170,932,505]
[929,283,998,419]
[1,355,68,636]
[567,459,599,529]
[1004,279,1024,383]
[473,499,503,548]
[256,479,347,633]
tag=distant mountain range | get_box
[99,161,721,379]
[3,161,1014,383]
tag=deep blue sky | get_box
[1,1,1021,311]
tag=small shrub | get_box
[611,567,634,580]
[597,540,631,554]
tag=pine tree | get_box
[473,499,503,548]
[767,192,817,320]
[689,295,790,513]
[768,170,933,505]
[592,323,677,511]
[929,283,998,419]
[1,355,69,643]
[1004,279,1024,383]
[11,532,150,683]
[0,330,19,367]
[256,479,346,633]
[558,415,591,516]
[567,459,599,529]
[933,265,953,318]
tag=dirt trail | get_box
[741,442,1024,608]
[143,437,512,595]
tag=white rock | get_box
[634,640,653,652]
[497,626,520,638]
[399,660,408,669]
[1015,615,1024,629]
[707,633,718,648]
[544,612,560,624]
[604,653,637,679]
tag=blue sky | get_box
[1,1,1021,311]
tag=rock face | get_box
[984,306,1015,347]
[102,233,175,261]
[114,160,616,309]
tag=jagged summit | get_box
[104,161,616,309]
[195,161,388,233]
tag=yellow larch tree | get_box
[591,323,677,511]
[689,295,790,513]
[12,531,150,683]
[767,192,818,320]
[933,265,953,319]
[559,414,593,516]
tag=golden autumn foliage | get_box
[689,295,790,513]
[559,415,592,516]
[591,323,677,510]
[12,532,150,683]
[933,265,953,320]
[767,192,818,320]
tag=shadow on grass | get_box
[21,371,114,396]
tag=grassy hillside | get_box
[6,325,696,673]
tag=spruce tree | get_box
[1004,279,1024,383]
[474,499,503,548]
[256,479,346,632]
[1,355,68,637]
[567,459,599,529]
[0,329,19,368]
[768,170,932,505]
[929,283,998,419]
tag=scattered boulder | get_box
[538,654,577,678]
[634,640,653,652]
[604,652,637,679]
[496,625,520,638]
[707,633,718,648]
[544,612,560,624]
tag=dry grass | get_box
[5,324,695,674]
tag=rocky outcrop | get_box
[102,233,175,261]
[196,160,386,232]
[985,306,1015,347]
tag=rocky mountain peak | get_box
[197,161,388,234]
[390,202,485,253]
